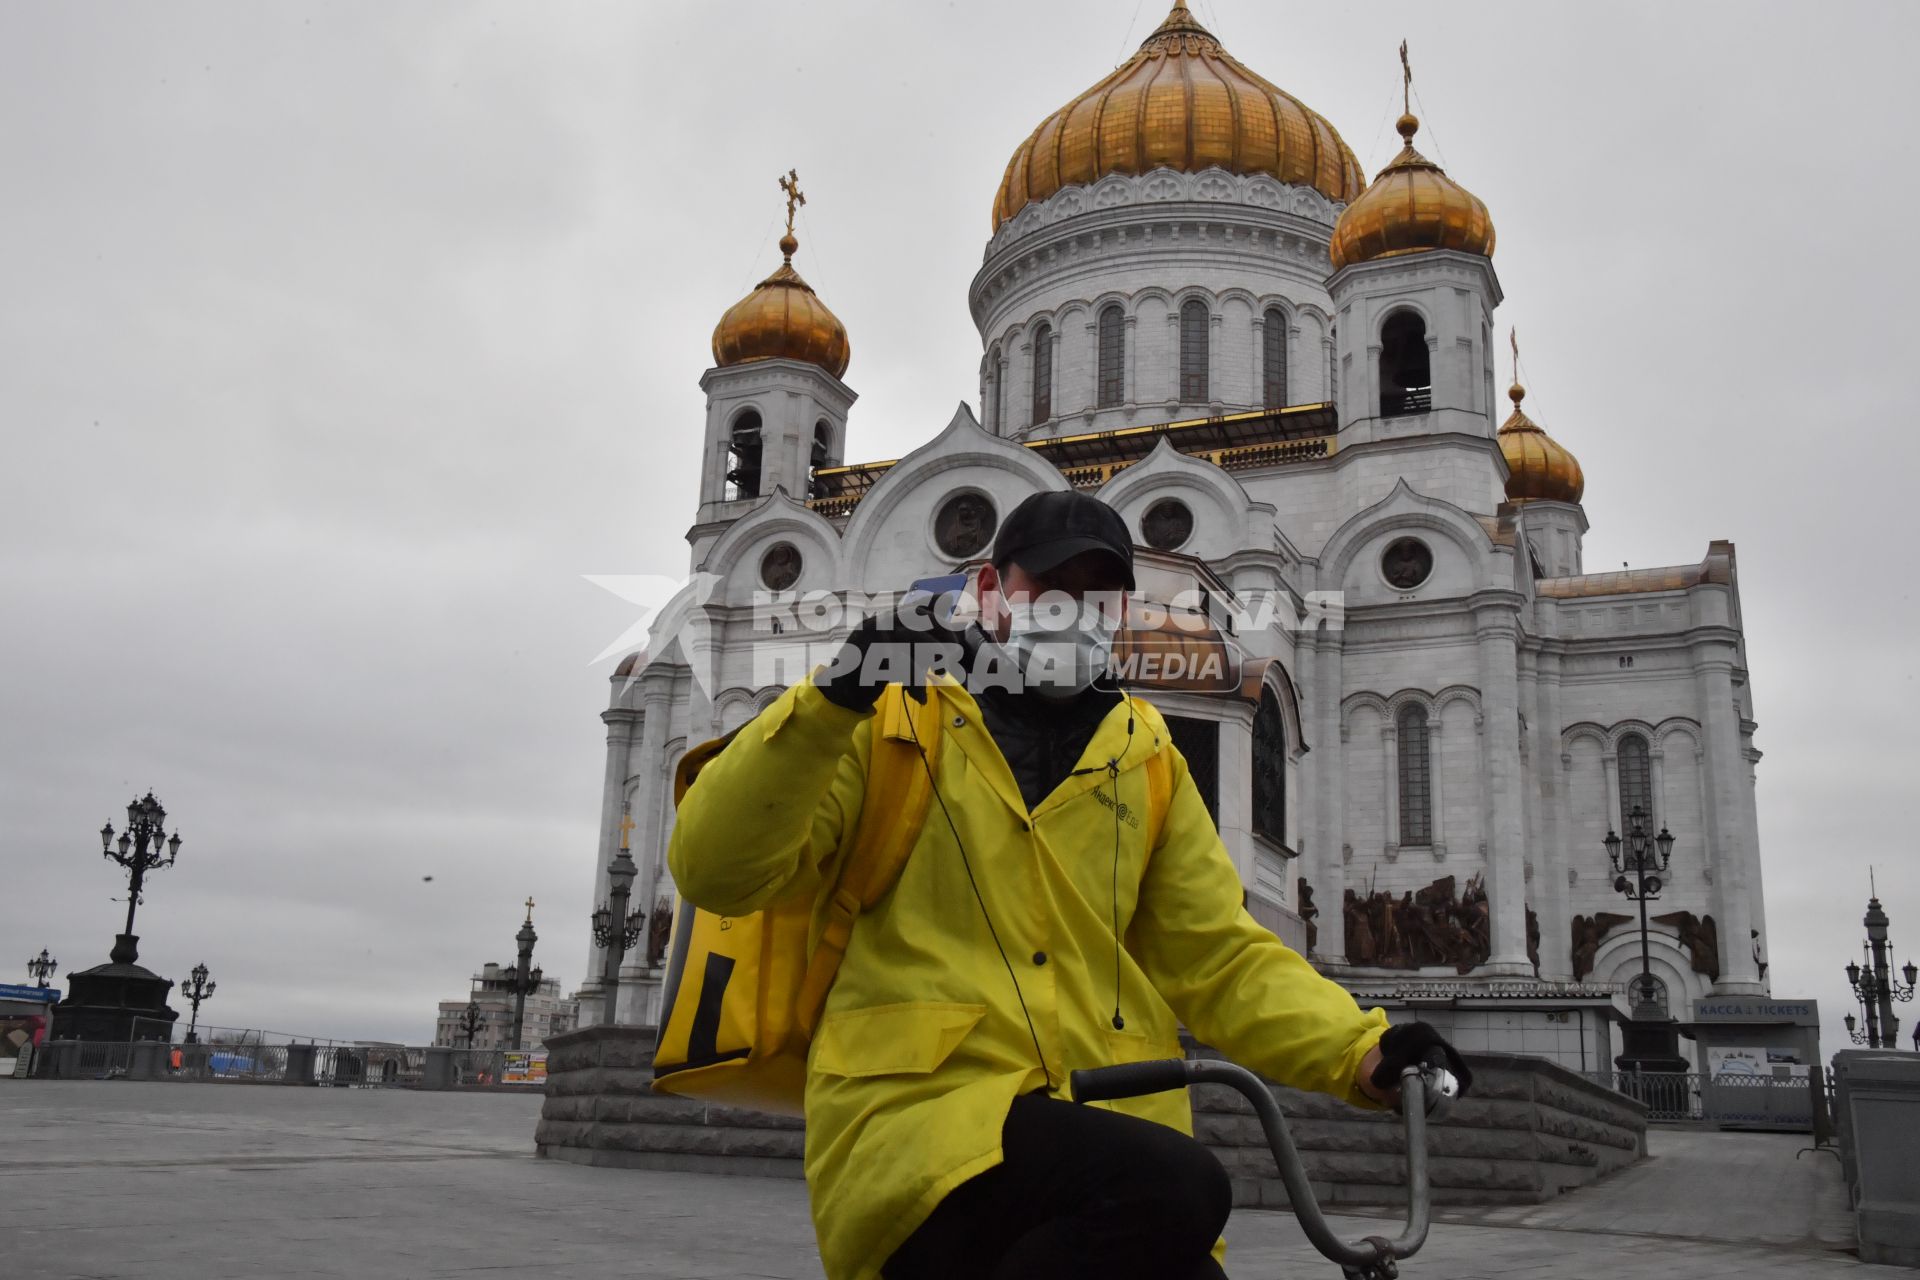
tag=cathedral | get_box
[576,2,1770,1073]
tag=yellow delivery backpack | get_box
[651,682,1174,1116]
[651,685,948,1115]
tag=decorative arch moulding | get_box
[986,168,1345,254]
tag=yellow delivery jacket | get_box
[668,675,1388,1280]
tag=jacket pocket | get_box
[812,1001,988,1078]
[1104,1026,1183,1067]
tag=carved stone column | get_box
[1315,632,1348,963]
[1695,646,1762,993]
[1382,720,1400,861]
[1534,651,1574,978]
[1600,750,1621,831]
[581,703,641,1021]
[1476,609,1532,974]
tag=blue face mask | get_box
[1001,598,1119,696]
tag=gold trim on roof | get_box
[1329,107,1493,270]
[1497,381,1583,505]
[711,171,851,379]
[1537,552,1733,600]
[807,403,1337,514]
[991,1,1364,230]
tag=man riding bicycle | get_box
[669,490,1470,1280]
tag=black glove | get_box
[815,594,970,710]
[1369,1021,1472,1097]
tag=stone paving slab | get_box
[0,1082,1897,1279]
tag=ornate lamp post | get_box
[1604,806,1687,1072]
[591,839,644,1027]
[55,793,186,1042]
[459,998,483,1048]
[179,963,215,1044]
[504,899,543,1052]
[26,949,57,988]
[1843,882,1917,1049]
[98,791,183,965]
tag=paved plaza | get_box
[0,1081,1892,1279]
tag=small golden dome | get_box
[1498,383,1584,504]
[1329,111,1495,269]
[991,0,1365,230]
[711,229,850,379]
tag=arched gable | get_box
[1318,479,1499,588]
[700,487,844,607]
[839,402,1063,589]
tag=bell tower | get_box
[697,170,855,526]
[1325,48,1504,512]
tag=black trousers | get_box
[883,1092,1232,1280]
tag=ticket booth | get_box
[1687,995,1821,1131]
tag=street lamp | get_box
[26,949,57,988]
[591,845,644,1027]
[1604,806,1688,1074]
[178,963,215,1044]
[97,791,183,965]
[1605,807,1676,1015]
[504,898,543,1052]
[1843,880,1917,1049]
[459,999,483,1048]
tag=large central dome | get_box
[991,1,1364,230]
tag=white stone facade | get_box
[575,162,1770,1075]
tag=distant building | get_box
[433,963,578,1050]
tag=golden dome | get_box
[991,1,1365,230]
[1329,112,1495,269]
[1498,382,1584,504]
[711,230,851,379]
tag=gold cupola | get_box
[1329,50,1494,271]
[1498,381,1584,504]
[711,171,851,379]
[991,0,1365,230]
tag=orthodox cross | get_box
[1511,327,1521,385]
[1399,40,1412,115]
[618,804,635,852]
[523,896,536,924]
[779,168,806,238]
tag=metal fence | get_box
[29,1034,539,1091]
[1584,1070,1815,1130]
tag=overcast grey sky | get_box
[3,1,1916,1053]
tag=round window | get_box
[1381,537,1433,590]
[1141,497,1194,551]
[934,491,997,559]
[760,542,803,591]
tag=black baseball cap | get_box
[991,490,1136,590]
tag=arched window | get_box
[1097,305,1125,408]
[1617,733,1654,833]
[1030,323,1053,426]
[1180,300,1210,402]
[725,410,762,501]
[1380,310,1431,417]
[807,421,834,499]
[1396,703,1432,846]
[990,346,1005,433]
[1329,322,1338,402]
[1252,689,1287,844]
[1262,307,1289,409]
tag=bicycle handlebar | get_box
[1069,1057,1455,1279]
